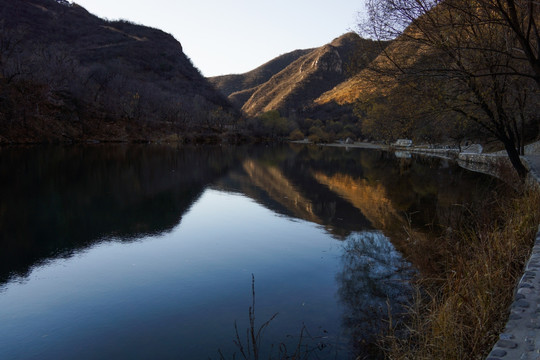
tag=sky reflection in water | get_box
[0,144,500,359]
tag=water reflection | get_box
[0,145,241,283]
[0,143,503,359]
[215,155,373,239]
[305,148,500,272]
[337,232,412,358]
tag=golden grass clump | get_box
[382,188,540,360]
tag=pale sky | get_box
[73,0,366,77]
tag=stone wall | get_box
[486,227,540,360]
[457,153,513,181]
[479,155,540,360]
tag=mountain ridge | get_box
[209,33,388,118]
[208,49,313,97]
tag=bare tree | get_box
[362,0,539,177]
[0,22,28,84]
[488,0,540,85]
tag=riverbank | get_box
[317,140,540,359]
[322,140,540,185]
[384,177,540,359]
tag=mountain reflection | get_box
[242,159,321,224]
[0,145,241,283]
[215,155,372,238]
[0,143,501,287]
[314,173,405,232]
[0,143,507,360]
[307,148,502,271]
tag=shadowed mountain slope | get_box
[0,0,235,143]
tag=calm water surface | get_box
[0,144,501,359]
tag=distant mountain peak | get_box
[210,32,388,118]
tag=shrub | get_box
[382,188,540,359]
[307,133,320,143]
[289,129,304,141]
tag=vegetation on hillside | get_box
[340,2,540,357]
[0,0,238,144]
[211,1,538,169]
[242,109,362,143]
[356,0,539,176]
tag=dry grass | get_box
[381,187,540,360]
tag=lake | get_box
[0,144,501,359]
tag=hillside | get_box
[210,33,387,118]
[208,49,313,97]
[312,33,482,144]
[315,31,427,107]
[0,0,236,143]
[315,0,539,168]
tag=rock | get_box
[497,339,518,349]
[490,349,507,357]
[395,139,413,147]
[461,144,483,154]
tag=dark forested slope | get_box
[0,0,236,143]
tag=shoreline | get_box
[301,139,540,359]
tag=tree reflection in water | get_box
[337,231,413,358]
[0,144,504,359]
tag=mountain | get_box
[208,49,313,98]
[209,49,313,109]
[316,0,539,157]
[314,36,424,107]
[210,33,388,118]
[0,0,236,143]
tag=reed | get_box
[381,187,540,359]
[217,275,329,360]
